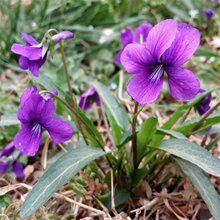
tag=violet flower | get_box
[12,85,74,156]
[115,22,152,64]
[120,19,200,104]
[196,89,212,116]
[203,8,215,20]
[0,142,24,178]
[78,88,101,111]
[11,31,74,77]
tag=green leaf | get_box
[105,107,122,145]
[106,186,130,210]
[175,158,220,220]
[92,81,130,130]
[77,108,105,146]
[156,128,187,140]
[0,114,19,126]
[20,142,106,218]
[175,112,220,135]
[137,117,157,163]
[159,139,220,177]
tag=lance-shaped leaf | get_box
[175,157,220,220]
[92,80,130,130]
[158,139,220,177]
[20,142,106,218]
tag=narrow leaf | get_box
[137,117,157,162]
[20,142,106,218]
[159,139,220,177]
[156,128,187,140]
[175,158,220,220]
[92,81,130,130]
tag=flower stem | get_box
[59,42,88,145]
[192,99,220,132]
[132,101,139,169]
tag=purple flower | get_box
[115,22,152,64]
[11,31,74,77]
[203,8,215,20]
[13,85,74,156]
[120,19,200,104]
[78,88,101,111]
[196,89,212,116]
[0,142,24,178]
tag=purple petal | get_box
[134,22,152,43]
[127,70,164,104]
[114,48,123,64]
[120,28,133,46]
[78,88,98,111]
[43,117,73,144]
[14,124,42,156]
[0,161,10,173]
[18,94,55,123]
[0,142,15,157]
[19,56,29,70]
[145,19,177,61]
[120,43,155,75]
[166,67,200,101]
[20,32,39,46]
[52,31,74,44]
[95,93,102,107]
[11,44,42,60]
[20,85,38,106]
[163,23,200,66]
[27,54,47,77]
[12,161,24,178]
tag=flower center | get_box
[31,122,42,134]
[150,64,164,81]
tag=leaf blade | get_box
[175,158,220,220]
[159,139,220,177]
[20,142,106,218]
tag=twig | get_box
[192,100,220,132]
[110,169,118,216]
[130,197,160,213]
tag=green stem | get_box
[192,99,220,132]
[132,101,139,169]
[59,42,88,145]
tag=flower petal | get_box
[163,23,200,66]
[127,70,164,104]
[20,85,38,106]
[11,44,42,60]
[145,19,177,61]
[20,32,39,46]
[134,22,152,43]
[121,43,155,75]
[114,48,123,64]
[19,56,29,70]
[166,67,200,101]
[12,161,24,178]
[28,55,47,77]
[43,117,73,144]
[0,162,10,173]
[14,124,42,156]
[18,94,55,123]
[120,28,133,46]
[0,142,15,158]
[52,31,74,44]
